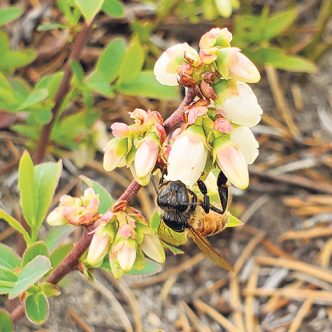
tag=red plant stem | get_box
[33,23,91,164]
[11,85,197,323]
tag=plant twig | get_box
[11,86,198,322]
[33,23,92,164]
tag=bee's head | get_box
[157,180,190,212]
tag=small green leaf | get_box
[74,0,105,23]
[18,151,37,230]
[264,9,297,41]
[102,0,124,17]
[1,49,37,73]
[0,6,23,26]
[40,282,61,297]
[80,176,114,213]
[45,225,75,251]
[0,309,13,332]
[35,72,64,100]
[0,266,18,294]
[118,38,144,84]
[37,23,66,31]
[117,71,178,100]
[226,213,243,228]
[22,242,49,267]
[17,88,49,111]
[86,71,115,97]
[0,209,31,245]
[25,292,49,325]
[71,61,85,87]
[150,210,161,233]
[0,243,21,269]
[162,242,184,255]
[127,259,161,276]
[247,47,318,73]
[50,243,73,268]
[34,160,63,234]
[95,37,126,82]
[9,256,52,299]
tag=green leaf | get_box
[0,49,37,73]
[0,6,23,26]
[49,243,73,268]
[102,0,124,17]
[264,9,297,41]
[0,243,21,269]
[71,61,85,87]
[86,71,115,97]
[150,210,161,233]
[127,259,161,276]
[226,213,243,228]
[45,225,75,251]
[73,0,105,23]
[25,292,49,325]
[35,72,64,99]
[40,282,61,297]
[0,209,31,245]
[9,256,52,299]
[18,151,37,229]
[162,242,184,255]
[95,37,126,82]
[118,38,144,84]
[116,71,178,100]
[22,242,49,267]
[0,266,18,294]
[80,176,114,213]
[0,310,13,332]
[247,47,318,73]
[34,160,63,233]
[17,88,49,111]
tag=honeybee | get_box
[157,172,233,271]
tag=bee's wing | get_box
[188,228,233,271]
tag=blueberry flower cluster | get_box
[103,108,166,186]
[154,28,262,189]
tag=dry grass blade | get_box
[261,239,295,259]
[255,256,332,284]
[0,227,16,241]
[104,275,143,332]
[245,265,260,332]
[288,299,313,332]
[279,226,332,241]
[233,231,266,275]
[194,299,238,332]
[318,238,332,267]
[160,274,177,304]
[67,308,94,332]
[176,311,192,332]
[180,301,212,332]
[129,253,204,288]
[229,273,246,332]
[265,65,301,138]
[87,278,133,332]
[244,287,332,304]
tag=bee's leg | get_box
[197,179,210,213]
[217,171,228,213]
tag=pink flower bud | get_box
[82,188,100,214]
[186,105,208,125]
[217,81,263,127]
[214,138,249,190]
[129,108,148,123]
[46,207,67,226]
[166,125,208,186]
[214,118,233,133]
[111,122,130,138]
[199,28,232,49]
[154,43,199,86]
[103,138,128,172]
[134,133,160,186]
[115,240,137,272]
[217,48,261,83]
[199,48,218,64]
[140,234,165,263]
[86,225,112,266]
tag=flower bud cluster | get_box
[103,108,166,186]
[155,28,262,190]
[47,188,100,226]
[86,204,165,278]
